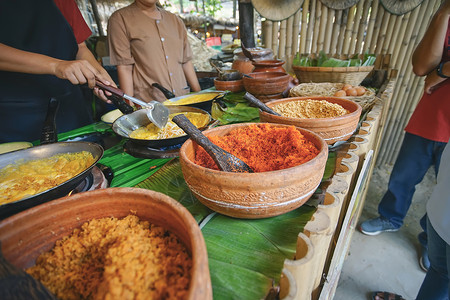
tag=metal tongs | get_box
[96,81,169,129]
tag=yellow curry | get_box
[0,151,95,204]
[130,112,209,140]
[163,92,219,106]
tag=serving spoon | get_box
[243,92,281,116]
[172,114,253,173]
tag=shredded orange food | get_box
[195,123,319,172]
[26,215,192,300]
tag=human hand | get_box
[93,68,117,103]
[53,59,99,88]
[424,70,447,94]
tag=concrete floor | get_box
[333,164,437,300]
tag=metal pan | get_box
[112,106,211,148]
[0,141,104,219]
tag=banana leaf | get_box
[135,158,334,299]
[211,94,260,125]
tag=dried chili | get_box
[194,123,319,172]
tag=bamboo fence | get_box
[260,0,441,166]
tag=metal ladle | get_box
[172,114,253,173]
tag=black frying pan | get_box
[112,106,211,148]
[0,98,104,220]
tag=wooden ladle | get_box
[172,114,253,173]
[243,92,281,116]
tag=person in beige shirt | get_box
[107,0,201,103]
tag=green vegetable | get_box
[321,57,350,67]
[292,51,377,67]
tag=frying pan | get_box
[112,105,211,148]
[0,98,104,220]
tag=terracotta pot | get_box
[243,72,291,96]
[231,48,273,74]
[252,59,286,73]
[179,123,328,219]
[0,188,212,300]
[214,78,244,93]
[259,96,362,145]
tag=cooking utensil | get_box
[209,60,242,81]
[112,106,211,148]
[172,114,253,173]
[152,83,176,99]
[163,91,225,112]
[0,243,57,300]
[95,82,169,129]
[243,92,281,116]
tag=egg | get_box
[355,86,366,96]
[342,84,353,91]
[334,90,347,97]
[346,88,358,96]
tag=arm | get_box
[117,64,134,105]
[412,0,450,76]
[182,60,201,92]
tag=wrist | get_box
[436,61,450,78]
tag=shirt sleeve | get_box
[107,12,135,66]
[53,0,92,44]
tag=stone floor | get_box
[333,164,437,300]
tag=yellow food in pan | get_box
[0,151,95,204]
[163,92,219,106]
[130,112,209,140]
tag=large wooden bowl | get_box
[0,188,212,300]
[179,123,328,219]
[243,71,290,95]
[260,96,362,145]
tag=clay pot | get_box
[214,78,244,93]
[231,48,274,74]
[252,59,286,73]
[0,188,212,300]
[259,96,362,145]
[243,72,291,96]
[178,123,328,219]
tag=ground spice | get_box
[194,123,319,172]
[272,99,349,119]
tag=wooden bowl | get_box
[243,72,290,95]
[0,188,212,300]
[214,78,244,93]
[259,96,362,145]
[179,123,328,219]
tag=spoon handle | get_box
[243,92,281,116]
[172,114,229,170]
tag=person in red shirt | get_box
[0,0,115,142]
[360,0,450,273]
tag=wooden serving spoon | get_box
[172,114,253,173]
[243,92,281,116]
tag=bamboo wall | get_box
[260,0,441,166]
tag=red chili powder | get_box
[194,123,320,172]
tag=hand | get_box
[424,70,447,94]
[54,59,99,88]
[93,69,117,103]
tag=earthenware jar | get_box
[231,48,274,74]
[252,59,286,73]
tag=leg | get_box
[378,133,435,227]
[416,218,449,300]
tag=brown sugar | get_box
[26,215,192,300]
[272,99,349,119]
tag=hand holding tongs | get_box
[95,81,169,129]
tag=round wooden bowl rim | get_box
[179,122,328,176]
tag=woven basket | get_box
[293,65,374,86]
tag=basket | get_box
[292,53,375,86]
[293,65,374,86]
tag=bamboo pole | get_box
[356,0,372,53]
[263,20,273,50]
[310,0,319,53]
[331,10,343,54]
[272,21,280,57]
[391,13,410,67]
[324,8,334,54]
[286,15,294,58]
[279,20,287,60]
[292,10,301,55]
[369,1,384,53]
[374,10,390,54]
[300,0,310,54]
[366,0,379,53]
[342,6,356,54]
[317,4,328,53]
[349,1,364,54]
[380,15,396,54]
